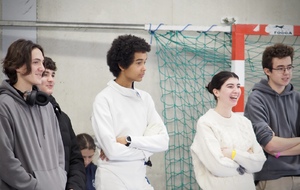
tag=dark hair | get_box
[43,57,57,71]
[262,43,294,71]
[106,34,151,77]
[206,71,239,100]
[2,39,44,85]
[76,133,96,151]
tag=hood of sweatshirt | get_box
[0,80,48,147]
[0,80,28,106]
[252,78,294,96]
[247,78,299,140]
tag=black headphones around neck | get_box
[24,88,50,106]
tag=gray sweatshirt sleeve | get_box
[0,115,37,189]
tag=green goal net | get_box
[150,26,300,190]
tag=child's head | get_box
[106,34,151,77]
[76,133,96,167]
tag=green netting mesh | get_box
[244,35,300,100]
[151,30,300,190]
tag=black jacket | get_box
[49,95,86,190]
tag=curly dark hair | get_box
[262,43,294,71]
[107,34,151,77]
[2,39,44,85]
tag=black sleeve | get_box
[60,112,86,190]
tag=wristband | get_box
[275,152,281,158]
[231,150,236,160]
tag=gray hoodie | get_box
[244,79,300,181]
[0,80,67,190]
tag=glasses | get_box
[271,65,294,73]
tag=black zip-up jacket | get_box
[49,95,86,190]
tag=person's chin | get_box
[47,89,53,95]
[281,80,290,86]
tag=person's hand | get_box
[221,147,232,159]
[116,136,126,145]
[100,149,108,161]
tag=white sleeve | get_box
[129,95,169,153]
[92,95,151,161]
[191,119,240,177]
[234,119,266,173]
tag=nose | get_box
[283,68,291,74]
[233,86,241,93]
[84,159,89,166]
[39,62,45,72]
[48,75,54,81]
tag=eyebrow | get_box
[32,58,43,61]
[226,83,240,86]
[43,70,55,74]
[276,64,293,67]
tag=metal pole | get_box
[0,20,232,32]
[0,20,145,30]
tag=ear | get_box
[263,68,271,76]
[212,88,219,98]
[16,65,26,74]
[118,64,124,71]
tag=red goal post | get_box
[231,24,300,113]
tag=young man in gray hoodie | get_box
[244,43,300,190]
[0,39,67,189]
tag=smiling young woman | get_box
[191,71,266,190]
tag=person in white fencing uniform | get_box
[91,34,169,190]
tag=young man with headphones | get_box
[37,57,86,190]
[0,39,67,189]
